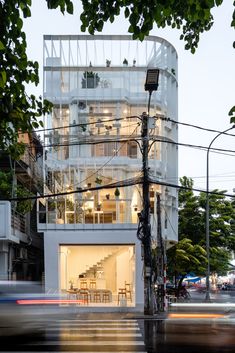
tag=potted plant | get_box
[106,59,111,67]
[69,279,74,290]
[133,59,136,67]
[95,177,102,185]
[82,71,100,88]
[96,118,104,128]
[105,193,110,200]
[114,187,120,198]
[96,203,102,211]
[123,58,128,66]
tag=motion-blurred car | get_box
[0,281,72,337]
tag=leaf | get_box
[0,41,5,50]
[124,7,130,18]
[66,1,74,14]
[228,106,235,116]
[0,71,7,88]
[230,116,235,124]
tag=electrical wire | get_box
[6,174,235,202]
[155,115,235,138]
[36,117,126,133]
[70,124,140,189]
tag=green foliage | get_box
[167,238,207,280]
[78,0,227,53]
[81,71,100,88]
[167,177,235,285]
[44,1,235,54]
[0,1,53,158]
[114,187,120,197]
[0,171,33,214]
[2,0,234,154]
[229,106,235,123]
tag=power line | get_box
[155,115,235,138]
[37,117,126,133]
[6,174,235,202]
[42,135,235,157]
[71,124,140,189]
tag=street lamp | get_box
[205,125,235,301]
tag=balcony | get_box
[0,201,28,243]
[38,193,140,228]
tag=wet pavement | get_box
[0,290,235,352]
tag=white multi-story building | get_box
[38,35,178,311]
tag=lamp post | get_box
[141,69,159,315]
[205,125,235,301]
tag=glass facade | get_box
[41,35,178,227]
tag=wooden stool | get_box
[93,291,101,302]
[117,288,126,305]
[125,282,132,302]
[79,289,89,304]
[102,291,110,303]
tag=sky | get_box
[23,1,235,194]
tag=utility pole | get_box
[137,69,160,315]
[141,111,154,315]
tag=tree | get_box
[1,1,234,155]
[167,176,235,289]
[0,171,33,214]
[0,1,52,158]
[46,0,235,53]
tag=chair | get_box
[93,290,101,302]
[125,281,132,302]
[78,289,89,304]
[117,288,126,305]
[102,291,110,303]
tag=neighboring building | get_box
[39,35,178,311]
[0,132,44,281]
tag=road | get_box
[0,311,235,353]
[1,290,235,352]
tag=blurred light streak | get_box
[16,299,85,305]
[168,313,225,319]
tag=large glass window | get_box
[59,245,135,307]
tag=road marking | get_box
[47,332,143,337]
[46,327,140,331]
[26,341,146,346]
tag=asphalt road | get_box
[0,290,235,352]
[0,313,234,352]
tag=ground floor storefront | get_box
[43,227,144,311]
[60,244,135,307]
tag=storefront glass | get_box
[59,244,135,306]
